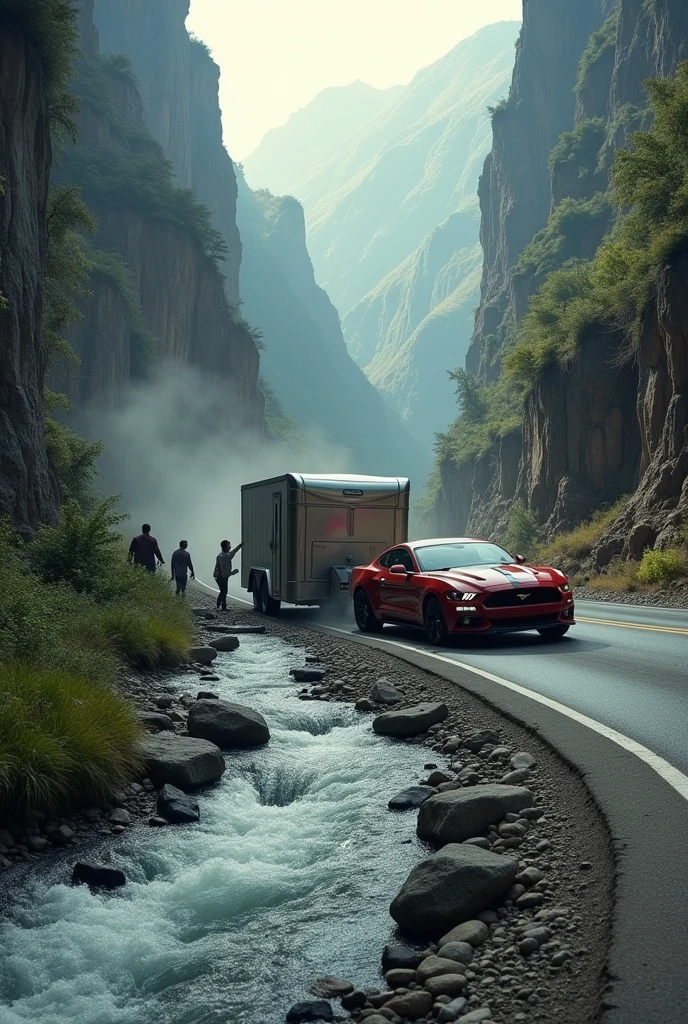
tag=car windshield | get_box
[414,542,514,572]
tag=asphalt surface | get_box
[225,591,688,1024]
[334,597,688,776]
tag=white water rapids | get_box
[0,634,431,1024]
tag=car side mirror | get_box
[390,564,409,575]
[515,554,526,564]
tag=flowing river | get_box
[0,634,431,1024]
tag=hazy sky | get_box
[186,0,521,159]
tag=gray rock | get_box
[156,695,174,709]
[341,990,367,1011]
[424,974,467,998]
[519,938,539,956]
[139,732,225,790]
[462,837,491,850]
[427,770,454,787]
[138,711,175,732]
[371,677,404,704]
[463,730,500,752]
[191,608,215,618]
[500,768,530,785]
[510,751,537,769]
[382,944,421,971]
[439,920,490,947]
[27,836,48,852]
[355,1017,388,1024]
[520,926,550,946]
[516,866,544,887]
[384,990,432,1020]
[552,949,573,966]
[208,635,240,653]
[188,699,269,747]
[437,941,473,965]
[520,806,544,821]
[417,785,533,844]
[189,646,217,665]
[108,808,130,825]
[373,702,448,738]
[388,786,436,811]
[157,784,200,824]
[390,844,518,936]
[460,1010,492,1023]
[285,1000,333,1023]
[437,996,468,1023]
[72,862,126,889]
[384,968,416,988]
[48,825,74,845]
[197,691,219,700]
[308,977,353,998]
[417,955,464,982]
[0,829,14,848]
[290,667,325,682]
[503,883,526,901]
[354,697,377,712]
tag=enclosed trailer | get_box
[241,473,410,614]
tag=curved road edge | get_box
[300,618,688,1024]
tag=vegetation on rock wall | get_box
[574,11,618,96]
[434,368,523,468]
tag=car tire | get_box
[537,625,570,640]
[354,588,384,632]
[259,577,281,616]
[424,596,449,646]
[251,576,261,612]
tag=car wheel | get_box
[251,577,261,612]
[537,625,570,640]
[259,578,281,616]
[424,596,449,646]
[354,588,383,632]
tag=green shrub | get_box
[504,501,539,560]
[0,661,142,814]
[514,193,611,283]
[575,13,618,96]
[436,369,524,468]
[28,498,126,595]
[636,548,686,585]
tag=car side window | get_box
[389,548,415,572]
[379,552,391,568]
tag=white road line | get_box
[207,589,688,802]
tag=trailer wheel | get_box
[259,577,281,616]
[250,576,261,613]
[354,588,383,633]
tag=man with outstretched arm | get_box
[127,523,164,573]
[213,539,242,611]
[170,540,195,597]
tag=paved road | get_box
[265,596,688,775]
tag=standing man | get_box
[127,523,164,573]
[171,540,195,597]
[213,539,242,612]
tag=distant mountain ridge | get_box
[244,22,520,445]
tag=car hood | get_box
[423,563,565,590]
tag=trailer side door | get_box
[271,491,282,597]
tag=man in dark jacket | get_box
[127,524,164,573]
[213,539,242,611]
[170,540,195,596]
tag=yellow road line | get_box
[577,615,688,635]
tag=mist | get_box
[82,365,356,592]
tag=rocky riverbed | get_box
[0,596,613,1024]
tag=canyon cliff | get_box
[245,24,519,447]
[435,0,688,565]
[0,9,59,532]
[93,0,424,478]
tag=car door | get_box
[379,548,419,621]
[366,551,391,616]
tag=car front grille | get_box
[483,586,561,608]
[487,612,561,629]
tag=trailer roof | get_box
[241,473,410,492]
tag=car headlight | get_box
[446,591,478,601]
[560,582,572,592]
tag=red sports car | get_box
[350,537,575,645]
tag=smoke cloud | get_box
[80,364,356,592]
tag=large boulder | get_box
[417,785,533,844]
[157,783,200,824]
[373,703,448,737]
[371,678,404,704]
[188,699,270,747]
[208,635,240,652]
[139,732,225,790]
[390,844,518,937]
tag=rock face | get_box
[390,843,518,936]
[187,699,270,748]
[435,0,688,550]
[139,732,225,789]
[0,12,59,533]
[417,785,534,844]
[373,703,448,737]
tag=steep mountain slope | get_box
[243,81,403,197]
[434,0,688,570]
[235,174,426,479]
[242,23,519,445]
